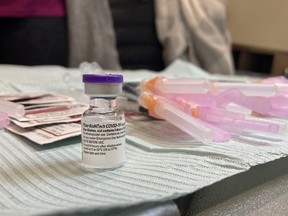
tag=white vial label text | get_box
[81,120,125,168]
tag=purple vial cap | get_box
[82,74,123,83]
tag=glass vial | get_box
[81,74,125,171]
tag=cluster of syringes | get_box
[139,75,288,144]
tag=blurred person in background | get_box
[0,0,234,75]
[0,0,68,66]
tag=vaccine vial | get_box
[81,74,125,171]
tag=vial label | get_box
[81,119,125,169]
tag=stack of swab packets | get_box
[0,92,88,144]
